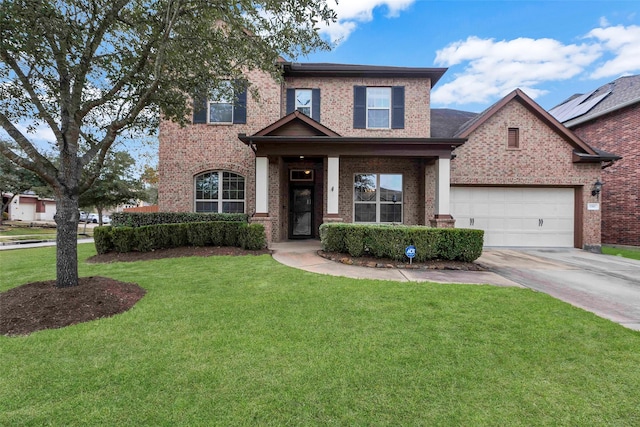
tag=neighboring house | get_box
[3,193,56,222]
[159,62,616,250]
[550,75,639,247]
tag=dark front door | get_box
[290,186,313,238]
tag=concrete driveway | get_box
[479,248,640,331]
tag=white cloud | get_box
[320,0,415,43]
[431,36,601,106]
[586,25,640,79]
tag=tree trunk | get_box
[55,192,80,288]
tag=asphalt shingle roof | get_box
[552,75,640,126]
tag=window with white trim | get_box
[208,81,234,124]
[295,89,312,116]
[366,87,391,129]
[354,173,403,223]
[195,171,245,213]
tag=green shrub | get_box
[111,227,136,253]
[238,223,267,250]
[111,212,248,227]
[93,226,113,254]
[319,223,484,262]
[344,224,367,257]
[319,223,347,253]
[94,220,265,254]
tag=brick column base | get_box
[249,216,275,244]
[322,215,344,224]
[429,215,456,228]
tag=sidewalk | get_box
[270,240,521,286]
[0,238,94,250]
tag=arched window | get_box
[195,171,245,213]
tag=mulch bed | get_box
[0,276,146,337]
[318,251,484,271]
[1,246,480,337]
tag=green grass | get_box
[0,225,92,241]
[0,226,57,236]
[603,245,640,261]
[1,245,639,426]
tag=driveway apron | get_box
[479,248,640,331]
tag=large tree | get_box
[0,0,335,287]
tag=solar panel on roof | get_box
[550,90,611,122]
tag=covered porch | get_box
[239,111,466,242]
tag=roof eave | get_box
[282,62,448,87]
[572,151,622,163]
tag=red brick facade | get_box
[159,64,604,248]
[451,100,602,248]
[570,103,640,246]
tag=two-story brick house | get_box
[550,75,639,247]
[159,62,615,250]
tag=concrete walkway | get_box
[270,240,521,287]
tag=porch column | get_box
[327,157,339,215]
[255,156,269,215]
[430,155,456,228]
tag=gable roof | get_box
[551,75,640,127]
[454,89,601,158]
[251,110,341,137]
[282,62,447,87]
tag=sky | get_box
[301,0,640,113]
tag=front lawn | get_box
[0,223,92,243]
[603,245,640,261]
[1,244,639,425]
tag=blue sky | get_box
[302,0,640,112]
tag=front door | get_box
[290,186,313,238]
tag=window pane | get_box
[379,174,402,202]
[368,109,390,128]
[209,103,233,123]
[196,201,218,212]
[223,172,245,200]
[211,81,233,102]
[380,204,402,223]
[354,204,376,222]
[366,88,390,107]
[222,202,245,213]
[196,172,219,200]
[295,89,312,116]
[354,174,377,201]
[296,106,311,116]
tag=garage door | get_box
[450,187,574,247]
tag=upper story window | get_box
[192,81,247,125]
[286,88,321,121]
[209,81,234,124]
[354,86,405,130]
[508,128,520,149]
[295,89,312,116]
[366,87,391,128]
[195,171,245,213]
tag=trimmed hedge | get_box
[319,223,484,262]
[94,221,266,254]
[110,212,248,228]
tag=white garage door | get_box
[450,187,574,247]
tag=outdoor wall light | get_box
[591,180,603,197]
